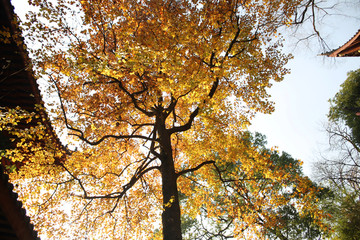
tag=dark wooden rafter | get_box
[0,0,42,111]
[0,165,40,240]
[0,0,65,165]
[0,0,68,239]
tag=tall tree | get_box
[328,69,360,145]
[316,69,360,195]
[314,69,360,240]
[2,0,328,239]
[315,118,360,240]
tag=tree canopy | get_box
[0,0,331,239]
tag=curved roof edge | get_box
[0,165,40,240]
[322,29,360,57]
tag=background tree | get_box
[316,69,360,195]
[334,193,360,240]
[314,68,360,240]
[315,121,360,240]
[317,121,360,191]
[180,132,329,240]
[328,69,360,146]
[3,0,330,239]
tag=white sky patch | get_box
[249,0,360,177]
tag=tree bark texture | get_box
[157,114,182,240]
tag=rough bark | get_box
[157,111,182,240]
[161,157,182,240]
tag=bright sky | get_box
[12,0,360,178]
[249,2,360,177]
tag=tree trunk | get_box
[157,116,182,240]
[161,158,182,240]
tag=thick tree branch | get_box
[293,0,314,24]
[69,131,157,146]
[176,160,215,178]
[169,78,219,134]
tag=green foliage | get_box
[182,132,328,240]
[271,205,321,239]
[329,69,360,145]
[269,185,333,240]
[332,194,360,240]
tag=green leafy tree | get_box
[334,194,360,240]
[181,132,329,240]
[314,69,360,240]
[329,69,360,145]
